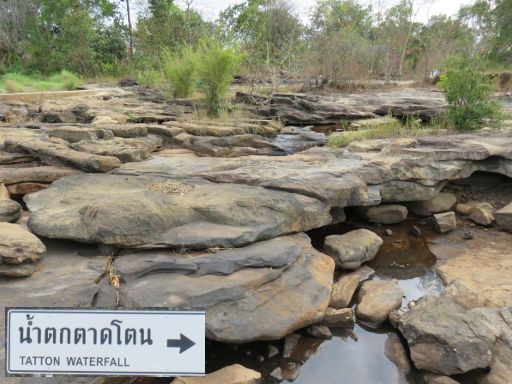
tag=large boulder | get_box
[398,295,496,375]
[324,229,383,269]
[25,174,331,249]
[99,234,335,342]
[408,193,457,217]
[496,202,512,233]
[356,279,403,326]
[329,265,375,308]
[173,364,261,384]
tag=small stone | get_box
[256,355,265,363]
[433,211,456,234]
[324,229,383,269]
[282,361,301,381]
[305,325,333,340]
[269,367,283,381]
[468,202,495,226]
[409,226,422,237]
[384,229,393,236]
[321,307,355,327]
[267,345,279,359]
[463,231,474,240]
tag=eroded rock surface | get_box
[25,174,331,248]
[105,234,334,342]
[429,229,512,307]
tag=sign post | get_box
[5,308,205,377]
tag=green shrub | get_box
[0,71,82,92]
[136,69,161,88]
[49,70,81,90]
[439,56,502,130]
[195,41,243,116]
[162,47,197,98]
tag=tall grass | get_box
[0,70,82,93]
[328,115,449,148]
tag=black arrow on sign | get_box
[167,334,196,354]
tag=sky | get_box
[170,0,477,23]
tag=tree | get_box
[135,0,205,58]
[459,0,512,63]
[308,0,374,81]
[218,0,303,68]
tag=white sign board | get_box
[6,308,205,377]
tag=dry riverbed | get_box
[1,84,511,384]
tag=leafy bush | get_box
[195,41,243,115]
[136,69,161,88]
[162,47,197,98]
[439,56,502,130]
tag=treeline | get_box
[0,0,511,82]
